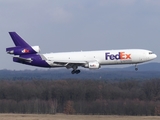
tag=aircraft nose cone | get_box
[154,54,157,59]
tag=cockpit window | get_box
[149,52,153,54]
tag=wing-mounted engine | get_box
[84,61,101,69]
[6,46,40,55]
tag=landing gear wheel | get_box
[75,70,80,74]
[71,70,81,74]
[135,64,138,71]
[71,70,76,74]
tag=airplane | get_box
[6,32,157,74]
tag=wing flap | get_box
[53,60,87,63]
[53,60,87,65]
[53,60,88,68]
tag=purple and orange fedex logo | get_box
[22,49,30,53]
[105,52,131,60]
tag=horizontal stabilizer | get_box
[13,56,32,63]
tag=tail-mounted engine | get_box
[6,46,40,55]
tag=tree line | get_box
[0,79,160,115]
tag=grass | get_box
[0,114,160,120]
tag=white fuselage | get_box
[42,49,157,67]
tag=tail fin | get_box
[9,32,30,47]
[6,32,40,55]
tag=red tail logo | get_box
[22,49,30,53]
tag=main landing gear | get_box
[135,64,138,71]
[70,65,81,74]
[71,69,81,74]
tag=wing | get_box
[53,60,87,68]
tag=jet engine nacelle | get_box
[84,61,101,69]
[6,46,40,55]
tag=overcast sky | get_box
[1,0,160,70]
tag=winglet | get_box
[9,32,30,47]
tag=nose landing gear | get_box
[135,64,138,71]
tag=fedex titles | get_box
[22,49,30,53]
[106,52,131,60]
